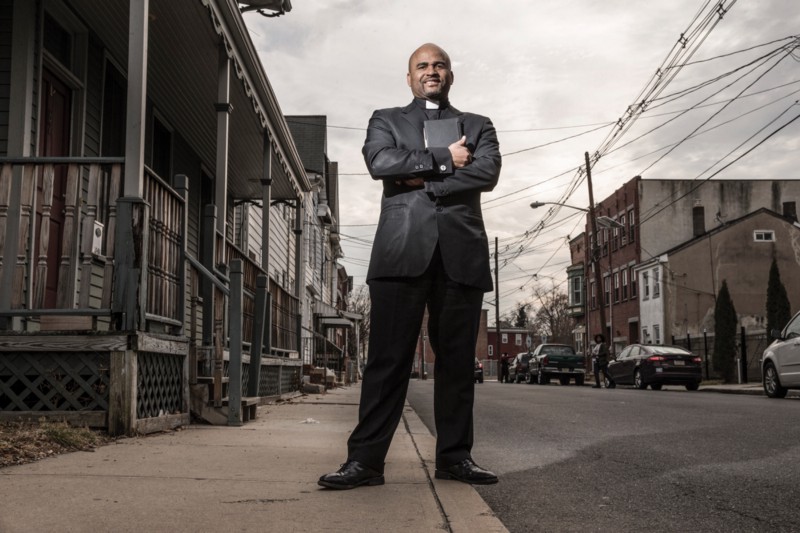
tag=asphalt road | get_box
[406,378,800,533]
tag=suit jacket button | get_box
[440,165,447,171]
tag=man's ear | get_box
[406,72,412,87]
[449,71,454,85]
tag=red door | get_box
[37,69,71,308]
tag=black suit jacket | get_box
[362,100,501,291]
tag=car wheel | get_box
[650,383,663,391]
[576,375,585,386]
[684,382,699,391]
[537,371,549,385]
[478,377,483,384]
[526,372,535,384]
[559,376,570,386]
[763,362,787,398]
[634,369,647,390]
[604,376,616,389]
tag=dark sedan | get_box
[605,344,702,391]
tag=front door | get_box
[37,68,71,308]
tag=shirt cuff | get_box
[429,146,453,174]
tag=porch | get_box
[0,158,301,434]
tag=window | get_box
[611,226,619,251]
[515,334,522,346]
[501,333,508,344]
[590,281,597,309]
[628,209,636,243]
[602,230,609,256]
[754,230,775,242]
[620,214,627,245]
[151,115,173,180]
[613,272,620,303]
[603,275,610,306]
[654,325,661,345]
[622,269,628,300]
[571,275,583,306]
[630,266,637,297]
[653,268,660,298]
[488,345,493,357]
[642,271,650,299]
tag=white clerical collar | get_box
[425,100,440,109]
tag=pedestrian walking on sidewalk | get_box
[592,334,610,388]
[319,42,501,490]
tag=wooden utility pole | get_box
[585,152,607,341]
[494,237,500,367]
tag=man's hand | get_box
[449,136,472,168]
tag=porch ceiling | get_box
[67,0,300,200]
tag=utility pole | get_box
[494,237,500,368]
[585,152,608,341]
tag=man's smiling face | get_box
[407,44,454,103]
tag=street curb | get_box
[402,404,509,533]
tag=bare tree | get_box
[529,283,575,344]
[347,285,371,363]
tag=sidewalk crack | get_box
[402,413,452,533]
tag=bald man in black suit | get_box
[319,43,501,490]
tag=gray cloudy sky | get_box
[244,0,800,320]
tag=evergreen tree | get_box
[766,258,792,339]
[713,280,738,383]
[513,303,529,328]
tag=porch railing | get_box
[0,158,123,329]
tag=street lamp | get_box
[238,0,292,17]
[530,200,624,351]
[530,201,622,229]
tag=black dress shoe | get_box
[435,459,498,485]
[318,460,385,490]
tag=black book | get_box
[424,118,462,148]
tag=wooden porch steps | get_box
[223,396,259,422]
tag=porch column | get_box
[123,0,148,198]
[294,197,305,358]
[214,43,232,236]
[0,0,36,326]
[247,131,274,396]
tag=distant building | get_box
[582,176,799,354]
[486,327,533,359]
[637,208,800,341]
[413,310,489,376]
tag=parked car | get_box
[605,344,702,390]
[474,358,484,384]
[526,344,585,385]
[508,352,533,383]
[761,310,800,398]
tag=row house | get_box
[637,208,800,342]
[0,0,350,434]
[579,175,799,354]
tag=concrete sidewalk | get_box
[0,384,507,533]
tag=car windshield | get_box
[541,346,575,355]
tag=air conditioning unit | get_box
[316,203,332,224]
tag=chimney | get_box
[783,201,797,221]
[692,203,705,237]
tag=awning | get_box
[319,317,353,328]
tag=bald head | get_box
[406,43,454,103]
[408,43,451,72]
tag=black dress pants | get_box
[347,247,484,471]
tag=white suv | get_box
[762,310,800,398]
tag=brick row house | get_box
[0,1,353,433]
[569,176,800,362]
